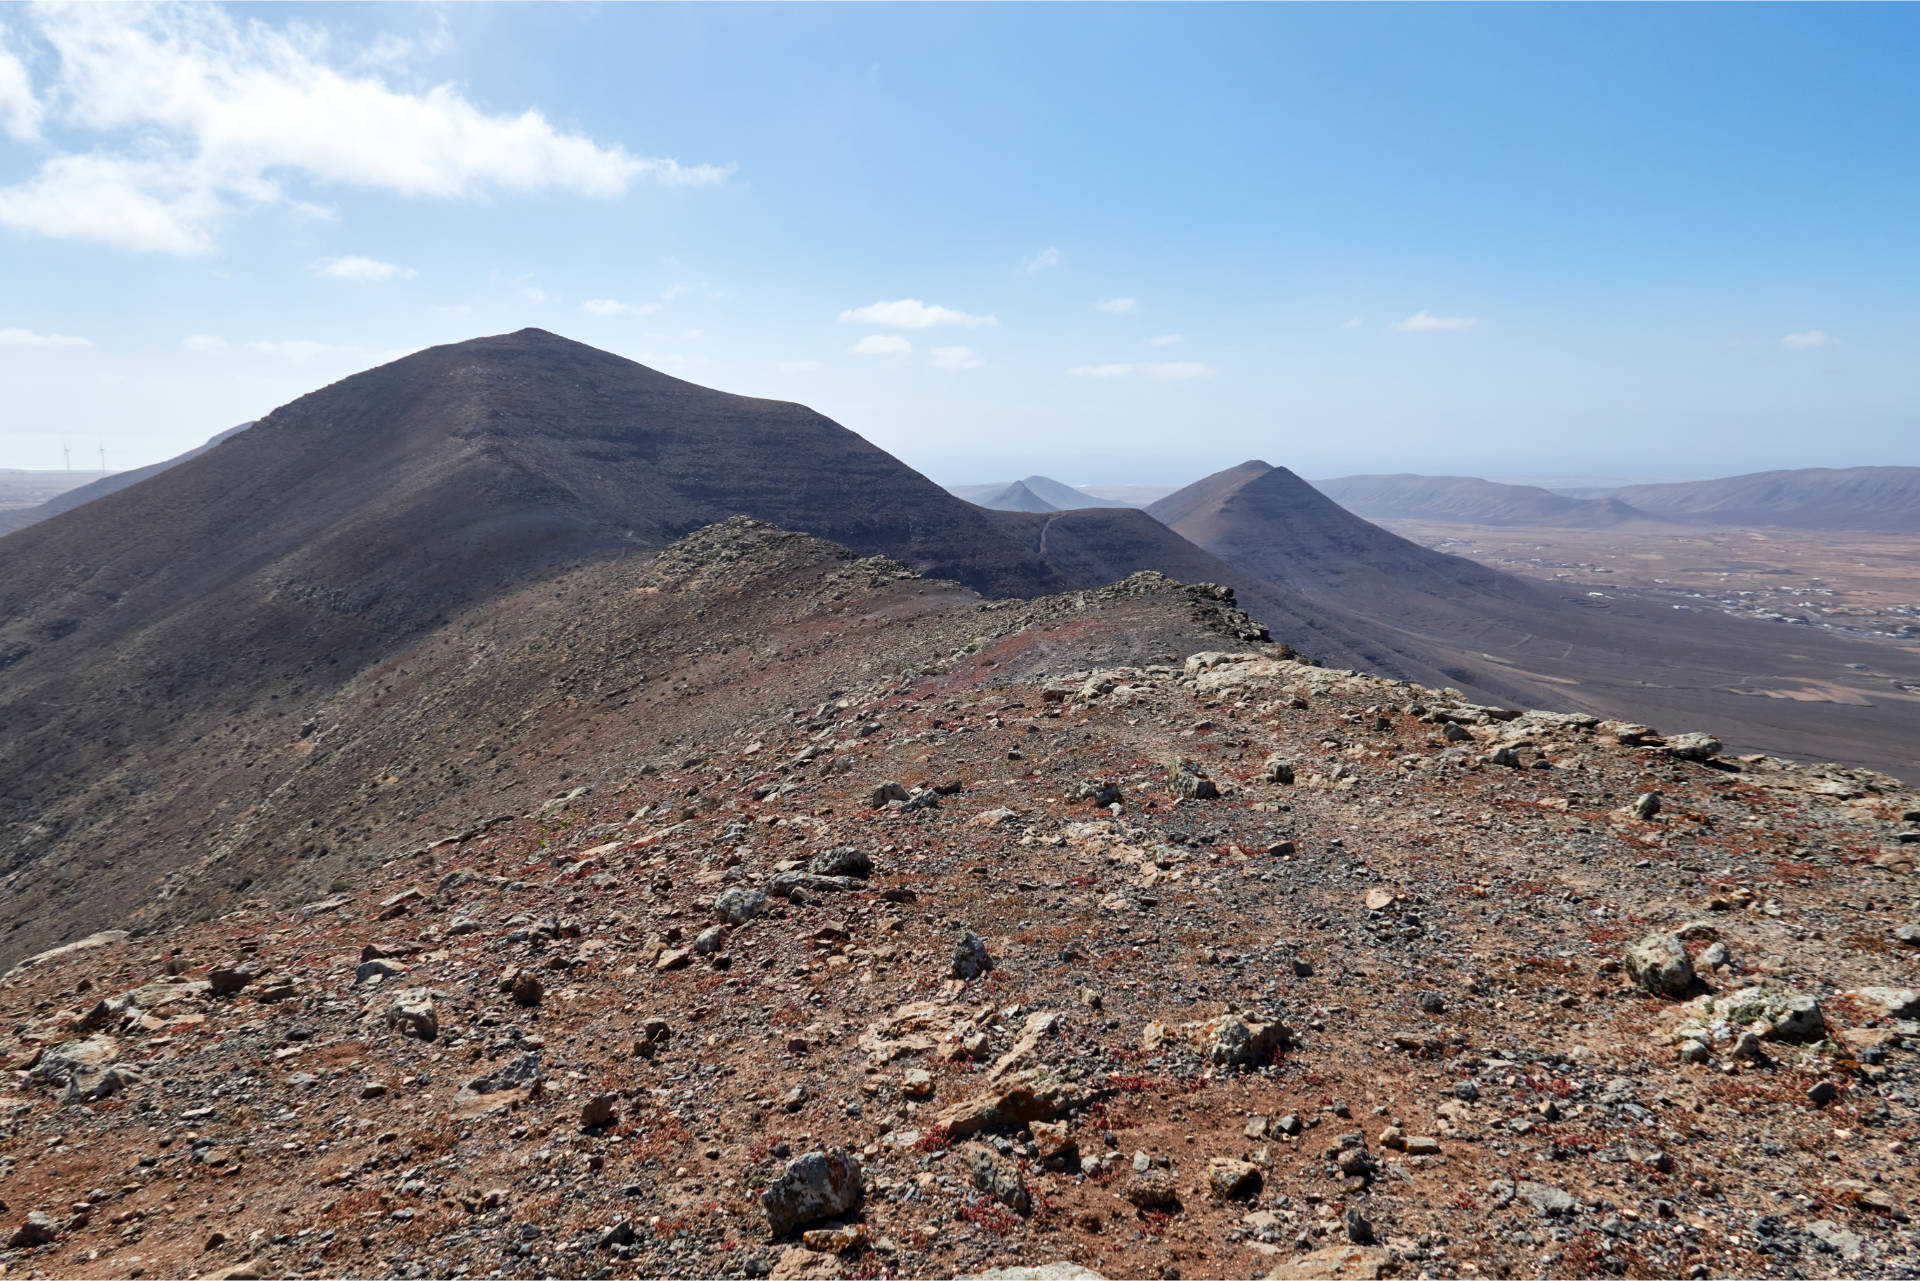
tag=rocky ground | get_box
[0,521,1917,1281]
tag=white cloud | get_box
[0,4,732,255]
[776,358,819,373]
[931,345,983,370]
[247,339,334,361]
[0,327,91,349]
[311,254,415,282]
[1068,359,1213,380]
[1339,316,1363,330]
[1391,311,1477,332]
[583,298,634,316]
[838,299,995,329]
[1023,246,1061,274]
[182,333,226,353]
[851,334,911,356]
[0,28,41,141]
[519,285,548,304]
[1782,329,1834,349]
[1148,333,1182,347]
[1093,297,1138,314]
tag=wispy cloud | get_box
[311,254,415,282]
[776,358,819,373]
[0,28,40,141]
[583,298,643,316]
[1093,297,1138,315]
[931,345,983,370]
[851,334,911,356]
[0,5,732,255]
[839,299,995,329]
[1338,316,1363,330]
[1391,311,1477,332]
[247,339,335,361]
[0,327,91,349]
[1023,246,1061,274]
[1068,360,1213,380]
[182,333,226,353]
[1148,333,1182,347]
[1782,329,1834,350]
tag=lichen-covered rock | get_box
[761,1148,863,1237]
[1624,932,1693,996]
[959,1142,1031,1213]
[714,886,768,924]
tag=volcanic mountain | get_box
[1150,461,1920,775]
[0,331,1362,960]
[1596,466,1920,532]
[1313,472,1658,528]
[949,475,1132,512]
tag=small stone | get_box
[384,988,438,1041]
[1123,1170,1179,1209]
[1807,1080,1839,1108]
[1631,791,1662,820]
[949,932,992,981]
[714,887,768,925]
[581,1093,618,1129]
[511,972,545,1007]
[1207,1157,1262,1200]
[1623,932,1693,996]
[958,1142,1030,1213]
[901,1069,933,1097]
[8,1210,60,1248]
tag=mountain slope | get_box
[1149,461,1920,775]
[0,424,251,536]
[0,332,1343,960]
[1314,472,1659,528]
[1601,466,1920,531]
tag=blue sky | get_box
[1,3,1915,485]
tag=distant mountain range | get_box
[947,475,1136,512]
[1313,473,1661,528]
[1315,467,1920,532]
[1590,466,1920,531]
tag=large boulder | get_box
[1624,933,1693,996]
[761,1148,864,1237]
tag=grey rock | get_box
[1624,932,1693,996]
[959,1141,1031,1213]
[1665,732,1721,761]
[950,932,992,981]
[761,1147,864,1236]
[714,886,768,925]
[809,847,872,879]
